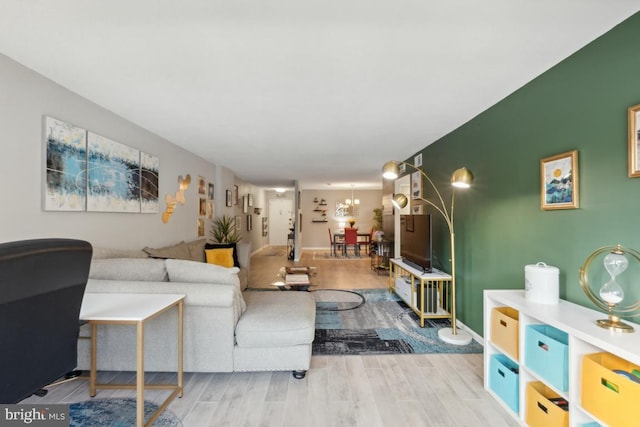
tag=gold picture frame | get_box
[628,103,640,177]
[540,150,579,210]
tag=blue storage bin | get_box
[525,324,569,392]
[489,353,520,413]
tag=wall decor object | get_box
[162,174,191,223]
[242,195,248,213]
[414,153,423,167]
[197,218,205,237]
[87,132,140,212]
[233,185,239,205]
[412,203,423,215]
[140,152,159,213]
[206,200,214,218]
[540,150,579,210]
[208,183,214,200]
[197,176,206,196]
[248,193,254,207]
[262,217,268,237]
[199,198,207,216]
[43,116,87,211]
[43,116,161,214]
[335,201,349,217]
[628,103,640,177]
[247,214,252,231]
[235,215,242,232]
[225,190,232,207]
[411,170,422,199]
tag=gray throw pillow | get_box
[143,241,191,260]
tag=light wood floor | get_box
[249,246,389,290]
[20,247,519,427]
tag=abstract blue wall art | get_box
[140,151,159,213]
[44,116,87,211]
[87,132,141,212]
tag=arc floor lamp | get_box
[382,160,473,345]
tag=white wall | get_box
[0,53,218,249]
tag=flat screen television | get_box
[400,214,432,273]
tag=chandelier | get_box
[345,186,360,214]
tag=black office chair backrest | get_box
[0,238,92,403]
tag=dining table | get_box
[332,229,371,257]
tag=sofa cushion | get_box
[236,242,250,269]
[204,243,240,267]
[165,259,245,313]
[143,241,191,260]
[187,239,207,262]
[205,248,235,268]
[235,291,316,348]
[165,259,239,285]
[89,258,168,282]
[92,247,149,259]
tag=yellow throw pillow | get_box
[205,248,235,268]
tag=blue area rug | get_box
[312,288,483,355]
[70,398,182,426]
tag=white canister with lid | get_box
[525,262,560,304]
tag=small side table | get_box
[80,293,185,427]
[370,240,391,275]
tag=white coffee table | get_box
[80,293,185,427]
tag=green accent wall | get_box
[415,12,640,336]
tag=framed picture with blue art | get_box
[43,116,87,211]
[87,132,141,212]
[540,149,579,210]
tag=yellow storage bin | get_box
[526,381,569,427]
[581,352,640,427]
[490,307,519,360]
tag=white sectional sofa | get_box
[77,242,316,378]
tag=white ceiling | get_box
[1,1,639,190]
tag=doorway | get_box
[268,198,293,246]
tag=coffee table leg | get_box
[89,323,97,397]
[178,300,184,398]
[136,321,144,427]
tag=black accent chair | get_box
[0,238,92,403]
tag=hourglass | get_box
[579,244,640,332]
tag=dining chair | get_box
[358,227,374,256]
[343,228,360,257]
[328,228,343,257]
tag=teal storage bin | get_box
[580,423,601,427]
[489,353,519,413]
[525,324,569,392]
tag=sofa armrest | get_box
[85,278,236,308]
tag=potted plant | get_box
[210,215,242,243]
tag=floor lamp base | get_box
[438,327,472,346]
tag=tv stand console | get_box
[389,258,452,327]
